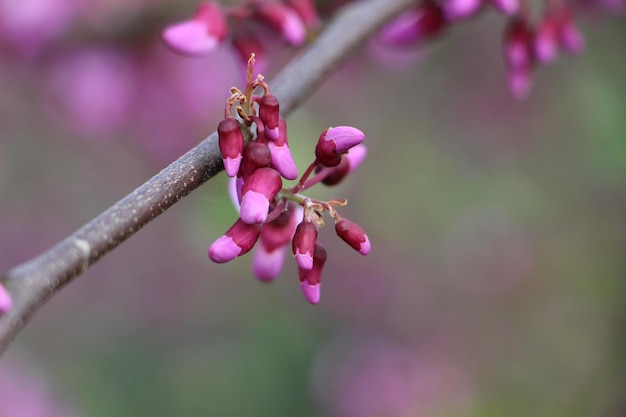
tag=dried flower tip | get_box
[0,283,12,313]
[315,126,365,168]
[240,167,283,224]
[162,2,228,56]
[259,94,280,140]
[218,118,244,177]
[335,218,371,255]
[257,1,306,46]
[209,219,260,263]
[298,242,327,304]
[292,221,318,270]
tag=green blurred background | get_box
[1,8,625,417]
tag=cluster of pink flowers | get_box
[162,0,320,73]
[377,0,621,98]
[208,57,370,304]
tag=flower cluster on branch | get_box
[208,56,370,304]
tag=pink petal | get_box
[300,282,320,304]
[162,20,220,56]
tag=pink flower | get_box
[292,220,318,270]
[320,144,367,186]
[315,126,365,167]
[268,118,298,180]
[259,94,281,140]
[239,167,283,224]
[442,0,484,21]
[218,118,245,177]
[335,218,371,255]
[209,218,261,263]
[0,282,12,313]
[299,242,327,304]
[162,2,228,56]
[257,1,306,46]
[378,2,447,47]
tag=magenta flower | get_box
[0,283,12,313]
[218,118,245,177]
[268,118,298,180]
[442,0,483,21]
[320,144,367,186]
[335,218,371,255]
[378,2,447,47]
[504,18,534,99]
[162,2,228,56]
[299,242,327,304]
[286,0,321,30]
[259,94,281,140]
[238,140,272,179]
[315,126,365,167]
[292,220,318,270]
[239,167,283,224]
[257,1,307,46]
[209,219,260,263]
[252,244,287,282]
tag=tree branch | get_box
[0,0,415,354]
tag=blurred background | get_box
[1,0,625,416]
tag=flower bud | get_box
[162,2,228,56]
[490,0,519,16]
[259,94,280,140]
[378,3,446,46]
[315,126,365,168]
[286,0,321,30]
[534,16,559,63]
[320,144,367,186]
[298,242,327,304]
[0,283,12,313]
[268,118,298,180]
[252,244,287,282]
[292,221,318,270]
[238,140,272,179]
[442,0,483,21]
[218,118,244,177]
[240,167,283,224]
[209,219,260,263]
[335,218,371,255]
[261,204,300,252]
[504,18,534,99]
[257,1,306,46]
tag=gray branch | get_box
[0,0,416,353]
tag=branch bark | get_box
[0,0,416,354]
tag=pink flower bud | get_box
[504,18,534,70]
[218,118,244,177]
[378,3,446,46]
[335,218,371,255]
[443,0,483,21]
[257,1,306,45]
[298,242,327,304]
[320,144,367,186]
[240,167,283,224]
[292,221,318,270]
[259,94,280,140]
[162,2,228,56]
[534,17,559,63]
[0,283,12,313]
[252,244,287,282]
[209,219,261,263]
[315,126,365,168]
[555,11,585,54]
[238,140,272,179]
[261,204,300,251]
[268,119,298,180]
[286,0,321,30]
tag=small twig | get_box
[0,0,415,354]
